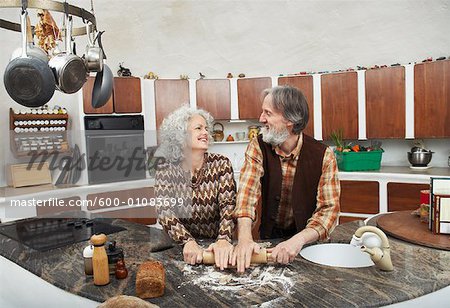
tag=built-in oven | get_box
[84,115,147,185]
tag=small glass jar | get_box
[83,245,94,275]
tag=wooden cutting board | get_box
[377,211,450,251]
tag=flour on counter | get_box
[179,263,294,293]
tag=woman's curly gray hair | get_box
[158,104,214,163]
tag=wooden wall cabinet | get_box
[321,72,358,140]
[196,79,231,120]
[83,77,142,114]
[365,66,405,138]
[155,79,190,129]
[237,77,272,119]
[340,180,379,214]
[387,182,429,212]
[278,75,314,136]
[83,76,114,114]
[414,59,450,138]
[113,77,142,113]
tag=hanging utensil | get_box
[48,4,87,94]
[10,15,48,63]
[71,144,84,184]
[91,64,113,108]
[3,5,55,107]
[83,22,103,72]
[91,30,112,108]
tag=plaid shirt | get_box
[234,134,340,240]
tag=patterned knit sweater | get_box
[155,153,236,244]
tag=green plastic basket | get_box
[335,150,383,171]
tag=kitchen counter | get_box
[0,212,449,307]
[338,166,450,183]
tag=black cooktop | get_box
[0,217,126,252]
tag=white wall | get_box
[1,0,450,185]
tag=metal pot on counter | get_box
[408,146,434,167]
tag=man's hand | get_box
[183,240,203,265]
[231,239,261,273]
[267,236,304,264]
[205,239,234,270]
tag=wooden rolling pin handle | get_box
[202,248,270,265]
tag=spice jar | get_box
[83,245,94,276]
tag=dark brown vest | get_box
[258,134,327,239]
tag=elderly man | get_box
[231,85,340,272]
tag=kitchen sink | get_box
[300,243,374,268]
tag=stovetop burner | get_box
[0,217,126,252]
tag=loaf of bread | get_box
[136,260,165,299]
[99,295,158,308]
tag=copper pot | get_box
[212,123,224,142]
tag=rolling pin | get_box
[202,248,271,265]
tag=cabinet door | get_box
[237,77,272,119]
[196,79,231,120]
[113,77,142,113]
[321,72,358,140]
[340,180,379,214]
[278,76,314,136]
[83,76,114,114]
[155,79,190,129]
[414,60,450,138]
[36,196,81,216]
[387,183,429,211]
[365,66,405,138]
[87,187,157,225]
[338,216,366,224]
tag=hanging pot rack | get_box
[0,0,96,36]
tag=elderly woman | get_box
[155,105,236,270]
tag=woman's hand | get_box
[183,240,203,265]
[205,239,234,270]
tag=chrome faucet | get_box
[352,226,394,271]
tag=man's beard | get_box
[261,125,289,146]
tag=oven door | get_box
[86,131,147,184]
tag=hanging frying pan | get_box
[3,9,55,107]
[91,64,113,108]
[91,31,113,109]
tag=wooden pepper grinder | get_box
[115,258,128,279]
[90,234,110,286]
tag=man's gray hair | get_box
[158,104,214,163]
[262,85,309,135]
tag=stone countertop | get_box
[0,213,449,307]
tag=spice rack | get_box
[9,108,69,132]
[9,108,70,157]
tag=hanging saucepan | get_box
[49,15,87,94]
[10,15,48,63]
[3,9,55,107]
[83,22,103,72]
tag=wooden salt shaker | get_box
[91,234,110,286]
